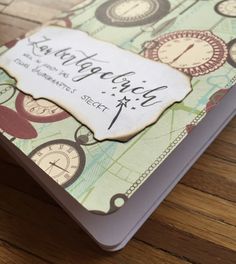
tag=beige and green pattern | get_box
[0,0,235,213]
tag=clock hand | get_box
[45,158,60,173]
[45,163,54,172]
[50,158,60,165]
[170,43,195,64]
[49,161,69,173]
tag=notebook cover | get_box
[0,0,235,214]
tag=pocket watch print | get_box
[1,91,69,142]
[15,93,69,123]
[95,0,170,27]
[0,105,37,141]
[29,139,86,188]
[0,83,16,105]
[28,125,97,188]
[227,38,236,68]
[142,30,228,77]
[215,0,236,18]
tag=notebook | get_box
[0,0,235,250]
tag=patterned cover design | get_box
[0,0,235,214]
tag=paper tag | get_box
[0,26,191,141]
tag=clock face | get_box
[143,30,228,76]
[95,0,170,27]
[29,139,86,188]
[215,0,236,17]
[0,83,16,104]
[227,39,236,67]
[15,93,69,123]
[75,125,97,146]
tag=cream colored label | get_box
[0,26,191,141]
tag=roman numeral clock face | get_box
[95,0,170,27]
[29,140,86,188]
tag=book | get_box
[0,0,235,251]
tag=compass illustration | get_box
[143,30,228,77]
[95,0,170,27]
[15,93,69,123]
[227,38,236,68]
[0,83,16,105]
[214,0,236,18]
